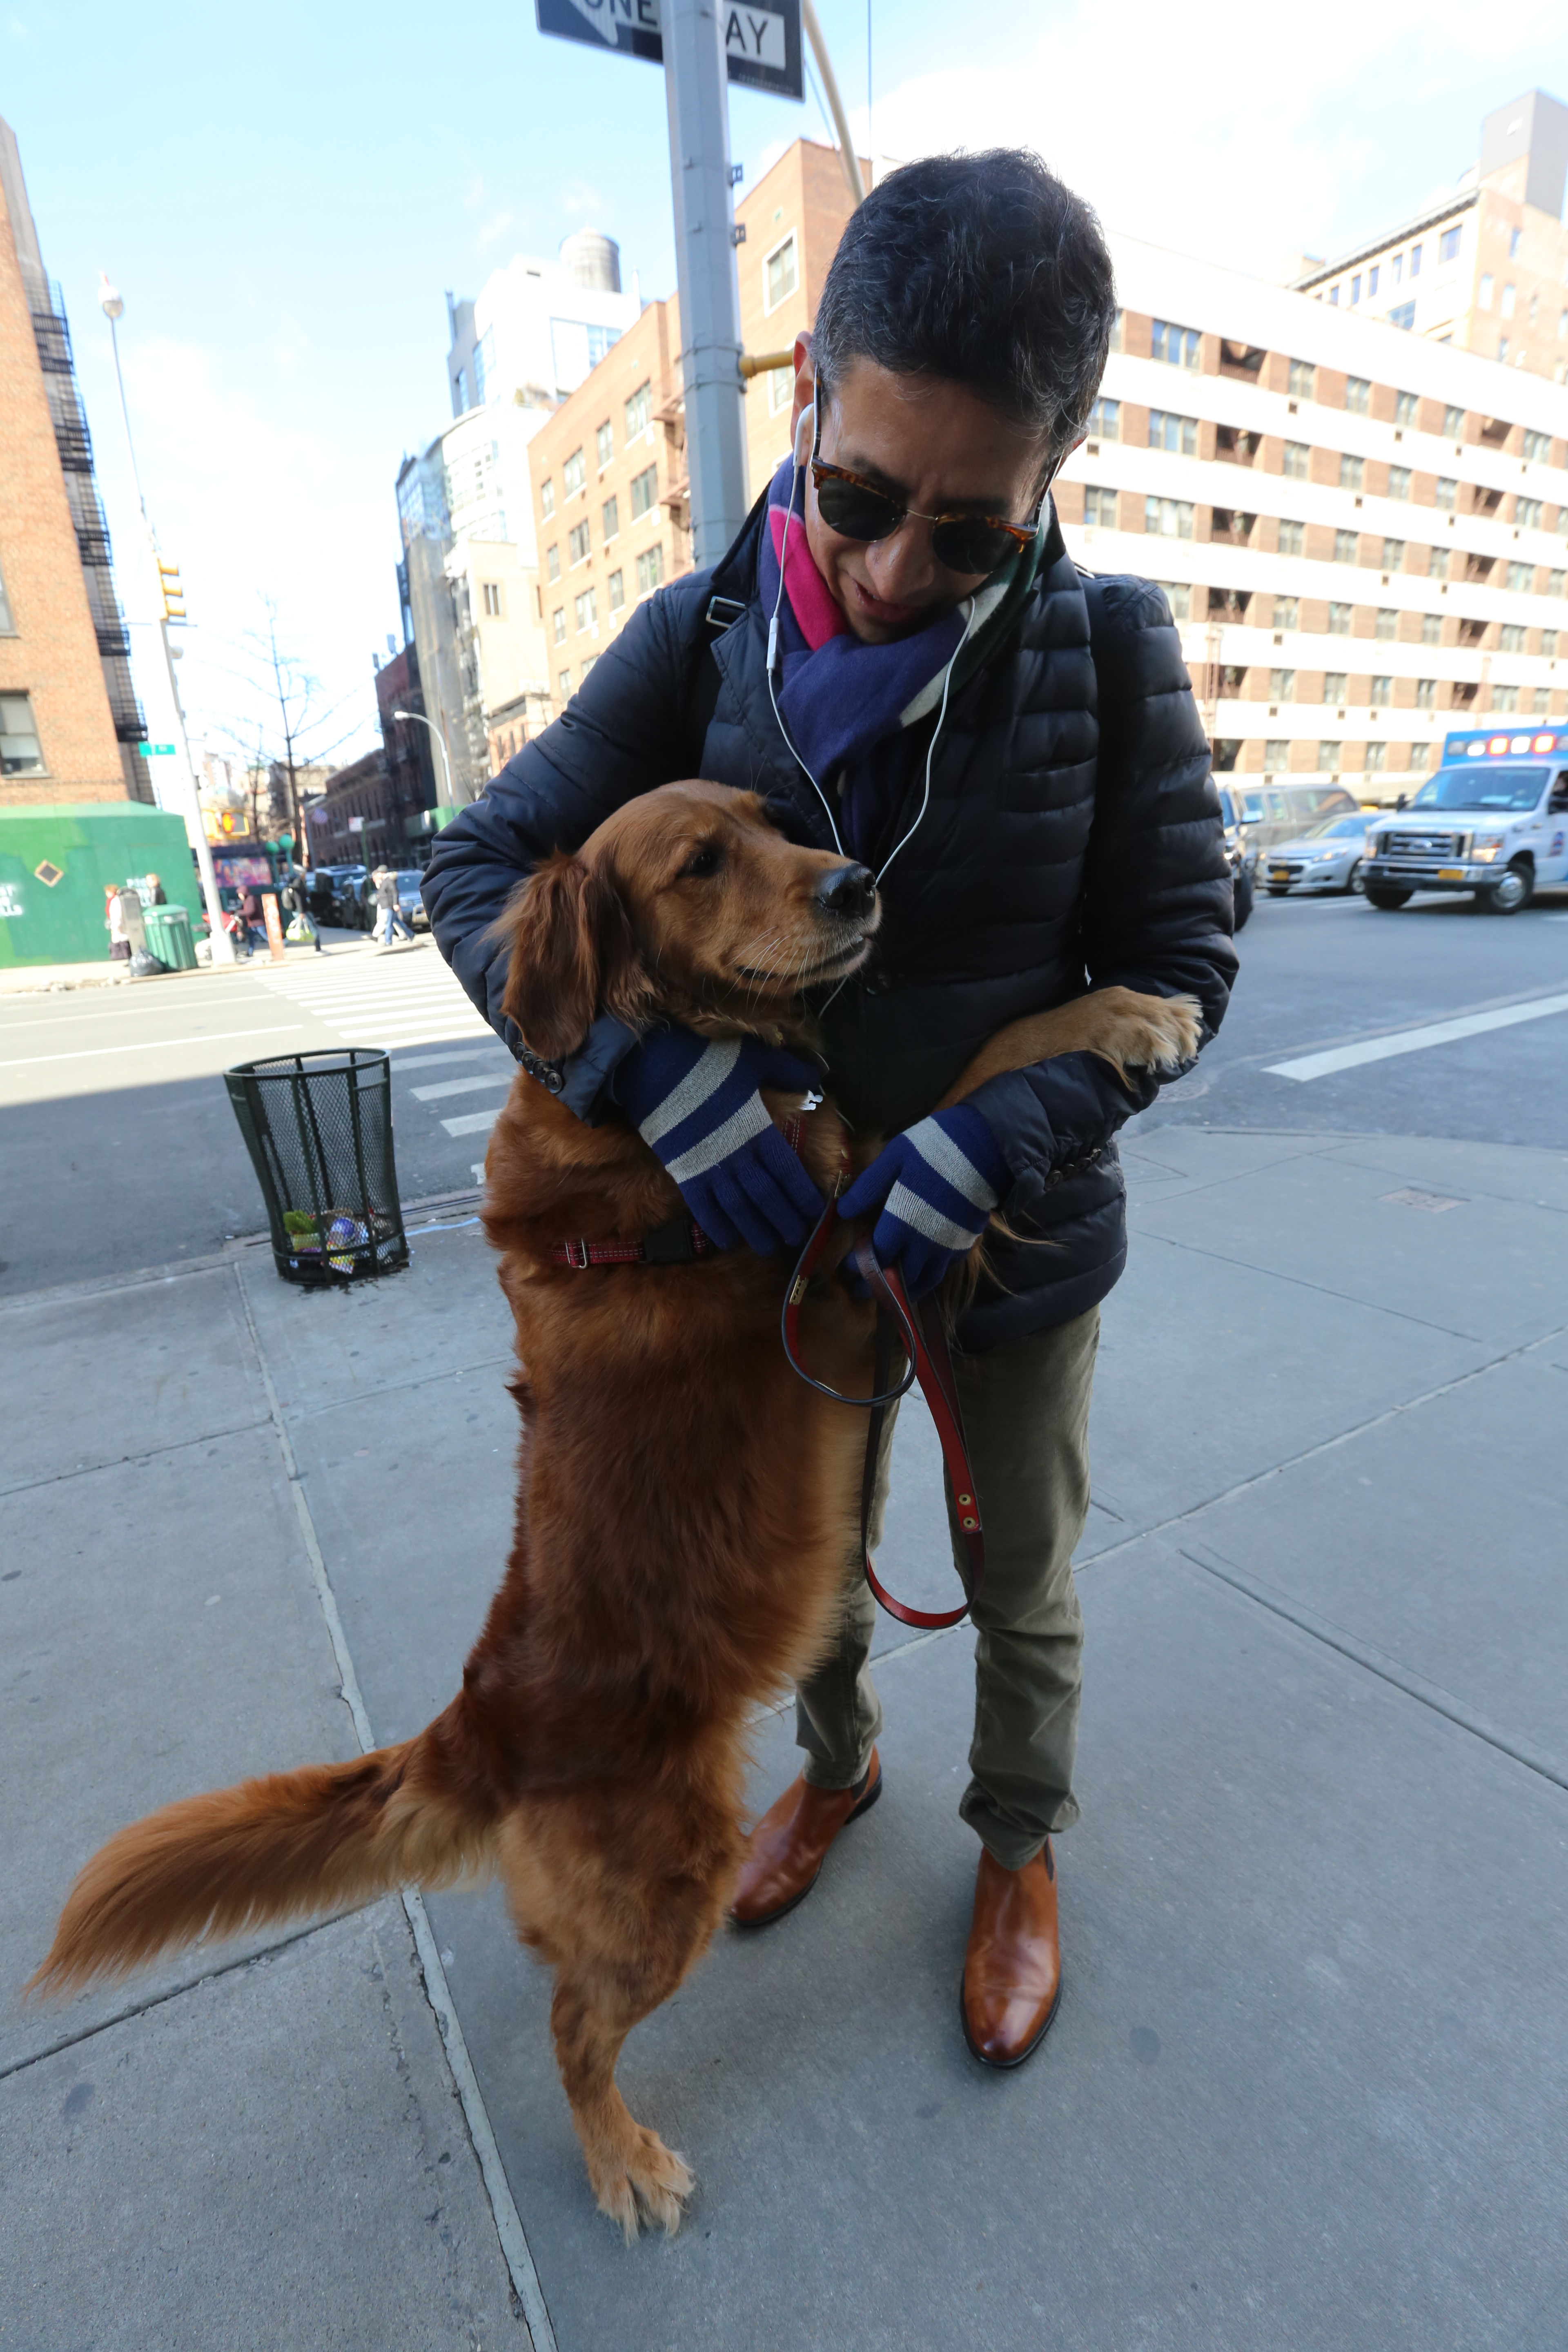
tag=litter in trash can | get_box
[225,1049,409,1285]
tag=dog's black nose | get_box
[816,863,876,918]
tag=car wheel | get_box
[1345,860,1365,895]
[1478,861,1533,915]
[1366,886,1412,910]
[1232,863,1254,933]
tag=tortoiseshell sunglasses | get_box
[808,397,1044,577]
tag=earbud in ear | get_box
[793,400,815,459]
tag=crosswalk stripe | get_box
[391,1045,514,1074]
[442,1108,503,1137]
[411,1073,514,1102]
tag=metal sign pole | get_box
[662,0,751,565]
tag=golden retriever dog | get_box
[32,781,1200,2238]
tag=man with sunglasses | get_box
[425,148,1235,2071]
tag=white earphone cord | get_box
[766,385,974,889]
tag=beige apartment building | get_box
[0,119,149,805]
[528,298,688,701]
[1294,90,1568,387]
[1059,232,1568,801]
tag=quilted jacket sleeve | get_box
[421,576,709,1110]
[965,574,1237,1205]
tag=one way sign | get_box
[536,0,803,98]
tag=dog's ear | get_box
[497,852,639,1061]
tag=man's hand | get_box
[612,1027,825,1255]
[837,1105,1008,1298]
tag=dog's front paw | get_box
[1110,992,1203,1072]
[593,2127,695,2242]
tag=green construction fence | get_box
[0,802,203,971]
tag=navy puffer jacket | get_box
[423,495,1236,1350]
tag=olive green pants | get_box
[794,1306,1099,1870]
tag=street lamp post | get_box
[98,273,233,964]
[391,707,457,815]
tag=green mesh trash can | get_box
[144,902,196,971]
[225,1049,409,1284]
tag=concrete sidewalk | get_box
[3,1127,1566,2348]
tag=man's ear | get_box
[496,852,637,1061]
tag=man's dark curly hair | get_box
[810,149,1116,470]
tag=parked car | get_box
[1261,814,1372,897]
[306,863,365,927]
[1227,779,1362,851]
[1216,783,1256,931]
[394,870,430,931]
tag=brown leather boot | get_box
[728,1752,882,1928]
[960,1841,1062,2068]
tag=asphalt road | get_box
[3,885,1566,1298]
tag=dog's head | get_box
[497,782,880,1060]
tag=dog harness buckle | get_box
[564,1237,591,1270]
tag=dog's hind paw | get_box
[594,2127,695,2243]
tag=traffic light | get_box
[157,558,186,624]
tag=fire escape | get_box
[30,281,151,798]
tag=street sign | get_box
[535,0,803,98]
[137,743,177,757]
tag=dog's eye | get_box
[682,845,721,880]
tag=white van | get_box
[1227,779,1362,851]
[1362,727,1568,914]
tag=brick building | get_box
[734,138,868,497]
[528,298,688,702]
[1294,91,1568,388]
[1,119,150,807]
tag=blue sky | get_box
[6,0,1568,780]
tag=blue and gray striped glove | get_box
[837,1105,1008,1298]
[611,1026,825,1256]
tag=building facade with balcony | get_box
[1056,232,1567,804]
[0,117,150,806]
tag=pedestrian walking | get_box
[238,883,267,954]
[104,882,131,969]
[144,872,167,905]
[280,869,321,951]
[424,149,1235,2074]
[373,867,413,947]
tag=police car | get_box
[1362,729,1568,914]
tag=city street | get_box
[3,889,1567,2350]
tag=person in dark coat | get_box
[423,149,1237,2070]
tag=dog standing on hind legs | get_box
[31,782,1202,2239]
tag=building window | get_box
[1151,319,1200,369]
[1505,560,1532,592]
[482,581,502,617]
[625,380,652,437]
[1368,265,1379,296]
[1265,739,1290,770]
[559,668,572,698]
[1421,612,1442,646]
[585,325,620,367]
[768,366,793,414]
[629,463,659,521]
[602,494,620,541]
[1082,486,1118,527]
[1328,602,1352,635]
[1498,337,1509,365]
[568,519,590,566]
[552,607,566,646]
[1389,301,1416,331]
[636,543,665,595]
[1388,466,1412,501]
[1288,359,1316,400]
[1339,452,1364,491]
[1516,497,1543,529]
[1415,678,1437,708]
[1534,687,1551,714]
[0,691,45,774]
[1088,396,1119,440]
[1376,607,1396,641]
[1552,570,1568,597]
[0,554,13,634]
[1107,310,1123,353]
[1272,594,1300,629]
[1383,539,1406,572]
[595,420,613,470]
[1371,675,1392,706]
[1282,441,1309,480]
[607,569,625,612]
[1501,283,1517,319]
[1478,272,1494,310]
[1523,429,1552,462]
[1365,741,1388,772]
[563,447,586,496]
[1323,673,1347,705]
[1434,477,1457,513]
[581,655,597,678]
[1441,407,1464,443]
[1492,684,1519,712]
[546,544,561,582]
[574,586,597,631]
[540,479,556,520]
[1145,496,1194,539]
[1329,285,1340,307]
[1439,226,1461,263]
[1148,410,1198,454]
[1350,274,1362,306]
[1500,623,1526,652]
[1270,669,1295,702]
[764,233,798,313]
[1334,529,1359,564]
[1543,629,1559,657]
[1320,741,1342,773]
[1509,225,1522,259]
[1391,254,1404,286]
[1278,519,1305,556]
[1345,376,1371,415]
[1428,547,1449,582]
[1155,579,1191,619]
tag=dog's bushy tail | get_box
[29,1703,495,1999]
